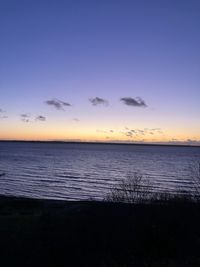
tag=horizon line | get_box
[0,139,200,148]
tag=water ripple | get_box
[0,142,200,200]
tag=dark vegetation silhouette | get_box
[189,162,200,199]
[105,172,152,203]
[105,162,200,204]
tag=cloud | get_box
[36,115,46,121]
[137,130,145,134]
[120,97,147,107]
[89,97,109,106]
[73,118,80,122]
[21,114,29,118]
[166,139,200,146]
[185,139,200,145]
[96,129,114,134]
[125,131,134,138]
[122,127,164,140]
[20,114,30,123]
[0,109,8,119]
[143,128,163,135]
[0,115,8,119]
[96,129,107,133]
[45,98,71,110]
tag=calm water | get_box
[0,142,200,200]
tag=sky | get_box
[0,0,200,144]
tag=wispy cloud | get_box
[45,98,71,110]
[36,115,46,121]
[120,97,147,107]
[122,127,164,139]
[20,114,30,123]
[0,115,8,119]
[89,97,109,106]
[165,139,200,146]
[73,118,80,122]
[96,129,107,133]
[95,127,163,139]
[125,131,134,138]
[0,109,8,119]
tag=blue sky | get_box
[0,0,200,143]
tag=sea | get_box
[0,141,200,201]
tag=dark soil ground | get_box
[0,196,200,267]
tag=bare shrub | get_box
[188,161,200,200]
[105,162,200,204]
[151,162,200,203]
[152,191,194,204]
[105,172,152,204]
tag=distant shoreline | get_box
[0,139,200,148]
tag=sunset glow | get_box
[0,1,200,145]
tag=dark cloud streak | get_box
[0,115,8,119]
[36,115,46,121]
[89,97,109,106]
[20,114,30,123]
[45,98,71,110]
[73,118,80,122]
[120,97,147,107]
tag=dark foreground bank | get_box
[0,196,200,267]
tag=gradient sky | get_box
[0,0,200,144]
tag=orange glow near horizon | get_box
[1,125,199,144]
[1,115,199,144]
